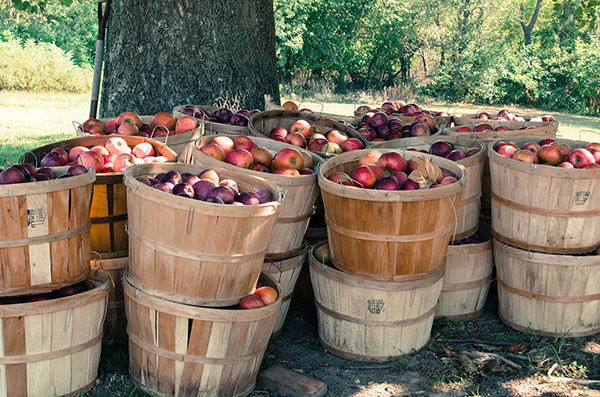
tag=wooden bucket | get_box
[123,163,282,307]
[309,242,443,361]
[436,228,494,321]
[318,149,466,280]
[193,134,322,255]
[173,105,250,136]
[248,110,368,158]
[20,135,178,258]
[124,271,281,397]
[91,255,127,341]
[0,168,94,297]
[494,239,600,337]
[445,123,558,210]
[372,136,485,240]
[262,242,309,336]
[76,115,203,164]
[0,270,109,397]
[489,138,600,253]
[453,114,559,129]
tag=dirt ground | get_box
[86,277,600,397]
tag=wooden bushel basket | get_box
[75,116,203,164]
[124,271,281,397]
[452,114,559,129]
[0,168,94,296]
[193,134,322,255]
[173,105,250,136]
[91,255,127,341]
[489,138,600,253]
[309,242,443,361]
[262,242,309,336]
[248,110,368,158]
[494,239,600,337]
[373,136,485,240]
[20,135,178,258]
[318,149,466,280]
[0,270,109,397]
[436,226,494,320]
[123,163,282,307]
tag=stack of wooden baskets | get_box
[122,163,284,396]
[312,149,466,361]
[192,134,323,336]
[22,135,178,342]
[489,138,600,337]
[0,167,110,396]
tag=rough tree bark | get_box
[519,0,543,46]
[100,0,280,116]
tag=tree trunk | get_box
[519,0,543,46]
[100,0,280,116]
[419,48,428,75]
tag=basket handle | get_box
[18,150,38,167]
[72,120,85,136]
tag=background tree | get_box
[99,0,280,115]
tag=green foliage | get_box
[1,1,97,66]
[0,39,92,92]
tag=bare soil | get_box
[86,280,600,397]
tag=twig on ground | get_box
[443,338,515,347]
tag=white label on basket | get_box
[27,194,51,285]
[368,299,385,314]
[575,191,590,205]
[27,207,47,228]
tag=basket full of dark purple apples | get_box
[173,104,259,135]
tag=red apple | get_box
[551,142,573,160]
[273,148,304,170]
[326,130,347,146]
[513,150,538,163]
[328,172,354,186]
[455,126,472,133]
[68,146,90,162]
[233,136,257,152]
[447,150,467,161]
[82,118,104,134]
[585,142,600,152]
[474,123,493,132]
[151,112,176,131]
[111,153,135,172]
[539,139,556,146]
[286,132,306,148]
[538,145,564,165]
[497,145,517,158]
[557,161,574,168]
[90,145,110,157]
[521,142,541,155]
[377,152,407,173]
[568,148,595,168]
[117,112,143,128]
[225,149,254,169]
[358,151,382,166]
[429,141,454,158]
[367,165,387,180]
[352,165,376,188]
[300,152,314,170]
[589,149,600,164]
[495,125,511,131]
[341,138,364,152]
[105,137,130,155]
[273,168,300,176]
[104,118,119,134]
[584,163,600,169]
[251,147,273,167]
[270,127,288,139]
[175,116,198,134]
[219,179,239,193]
[289,120,312,138]
[132,142,155,159]
[76,150,103,172]
[212,136,235,154]
[117,121,139,136]
[200,144,226,161]
[239,294,264,309]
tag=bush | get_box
[0,39,92,92]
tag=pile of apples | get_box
[37,137,168,174]
[471,110,556,123]
[495,139,600,169]
[265,121,364,155]
[328,151,459,191]
[199,135,315,176]
[0,281,89,304]
[138,168,276,205]
[357,111,439,142]
[238,285,278,309]
[0,163,90,184]
[357,101,449,119]
[426,140,480,161]
[81,112,199,137]
[455,124,538,133]
[180,105,260,128]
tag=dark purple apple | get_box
[40,151,66,167]
[192,179,218,200]
[401,180,420,190]
[0,167,26,184]
[37,167,55,179]
[182,175,201,185]
[19,163,36,177]
[376,125,391,140]
[446,150,467,161]
[207,185,235,204]
[163,171,182,185]
[391,171,408,186]
[172,183,194,198]
[388,118,403,131]
[155,173,167,182]
[217,108,234,123]
[154,182,174,193]
[429,140,454,158]
[374,175,400,190]
[147,177,160,186]
[253,188,272,204]
[238,191,261,205]
[137,177,152,186]
[230,113,249,126]
[410,123,431,137]
[369,112,389,129]
[67,165,89,175]
[34,174,51,181]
